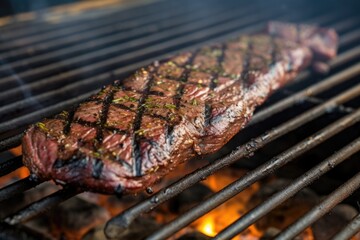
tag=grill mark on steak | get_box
[63,109,76,135]
[132,66,158,177]
[168,50,198,135]
[204,43,226,127]
[22,22,339,194]
[92,159,104,179]
[91,83,117,179]
[239,37,253,89]
[95,84,116,143]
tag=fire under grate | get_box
[0,0,360,239]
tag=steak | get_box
[22,22,338,194]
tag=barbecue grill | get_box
[1,0,360,239]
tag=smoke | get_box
[0,57,43,108]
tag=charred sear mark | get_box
[204,103,212,126]
[95,84,116,143]
[149,90,165,96]
[114,184,124,198]
[73,119,98,128]
[62,107,76,135]
[53,157,88,169]
[167,50,199,135]
[204,43,226,126]
[241,38,253,87]
[92,159,104,179]
[83,99,103,104]
[270,36,278,67]
[111,156,133,171]
[112,103,136,112]
[132,67,157,177]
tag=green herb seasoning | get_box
[113,95,137,103]
[164,103,176,110]
[191,99,198,106]
[143,98,160,109]
[211,49,222,57]
[59,111,69,118]
[135,129,146,136]
[166,61,176,67]
[230,74,238,79]
[36,122,49,131]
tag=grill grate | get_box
[0,0,360,239]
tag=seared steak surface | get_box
[22,22,338,194]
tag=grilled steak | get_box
[22,22,338,194]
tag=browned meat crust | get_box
[22,22,338,194]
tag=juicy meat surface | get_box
[22,22,338,194]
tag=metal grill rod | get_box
[0,1,268,89]
[104,66,360,238]
[250,56,360,125]
[3,53,358,140]
[1,16,358,121]
[145,106,360,240]
[2,73,358,206]
[0,4,358,229]
[340,29,360,48]
[0,90,93,135]
[0,1,314,104]
[251,22,360,99]
[0,0,167,40]
[1,68,356,234]
[0,222,50,240]
[0,134,23,152]
[0,4,187,64]
[0,50,358,188]
[1,0,349,76]
[0,1,238,77]
[0,0,185,52]
[1,28,359,138]
[0,12,349,134]
[0,8,346,108]
[0,0,159,34]
[274,161,360,240]
[0,176,40,202]
[330,16,360,34]
[0,156,22,177]
[332,213,360,240]
[0,1,242,79]
[1,2,342,99]
[3,187,81,225]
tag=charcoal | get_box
[312,204,360,240]
[0,222,50,240]
[247,179,319,231]
[49,197,110,240]
[105,217,160,240]
[177,231,211,240]
[168,183,213,214]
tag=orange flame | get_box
[192,168,262,239]
[198,215,217,237]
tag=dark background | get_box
[0,0,77,17]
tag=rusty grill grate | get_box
[0,0,360,239]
